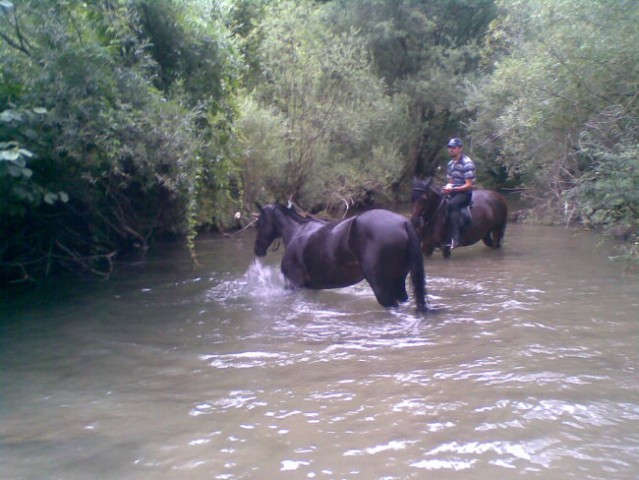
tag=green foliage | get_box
[0,97,74,224]
[234,0,497,212]
[0,108,69,217]
[469,0,639,195]
[135,0,241,107]
[17,0,636,280]
[323,0,497,177]
[224,0,269,88]
[0,0,243,283]
[467,0,639,260]
[569,110,639,231]
[237,0,410,212]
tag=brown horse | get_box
[254,203,428,311]
[411,177,508,258]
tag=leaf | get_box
[44,192,58,205]
[32,107,47,115]
[13,186,34,201]
[18,148,34,158]
[7,164,22,177]
[1,149,20,161]
[58,191,70,202]
[0,109,21,122]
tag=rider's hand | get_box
[442,184,453,195]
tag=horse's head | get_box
[410,177,442,229]
[253,203,281,257]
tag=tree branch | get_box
[1,3,34,57]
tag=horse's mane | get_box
[412,177,442,197]
[272,203,323,224]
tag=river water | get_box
[1,222,639,480]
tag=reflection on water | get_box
[1,224,639,480]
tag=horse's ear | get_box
[412,176,433,190]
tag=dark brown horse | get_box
[254,203,428,311]
[411,177,508,258]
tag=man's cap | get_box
[447,138,463,148]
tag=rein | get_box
[412,188,448,227]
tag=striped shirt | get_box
[447,155,476,187]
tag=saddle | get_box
[442,193,473,230]
[461,203,473,230]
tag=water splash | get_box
[245,259,286,296]
[203,259,286,306]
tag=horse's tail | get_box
[406,220,428,311]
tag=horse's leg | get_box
[370,283,400,308]
[481,222,507,249]
[482,230,495,248]
[366,263,404,307]
[484,194,508,249]
[370,223,426,308]
[282,276,302,291]
[352,215,425,309]
[281,252,306,288]
[360,247,405,308]
[406,223,427,310]
[394,281,409,303]
[423,243,435,256]
[491,222,507,248]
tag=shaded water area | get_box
[1,222,639,479]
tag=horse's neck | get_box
[425,194,446,221]
[420,194,447,239]
[274,208,313,245]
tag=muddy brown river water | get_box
[1,222,638,479]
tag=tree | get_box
[237,0,409,213]
[0,0,242,283]
[469,0,639,233]
[323,0,497,179]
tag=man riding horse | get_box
[442,137,475,249]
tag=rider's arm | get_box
[452,178,474,193]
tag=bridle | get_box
[411,186,448,229]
